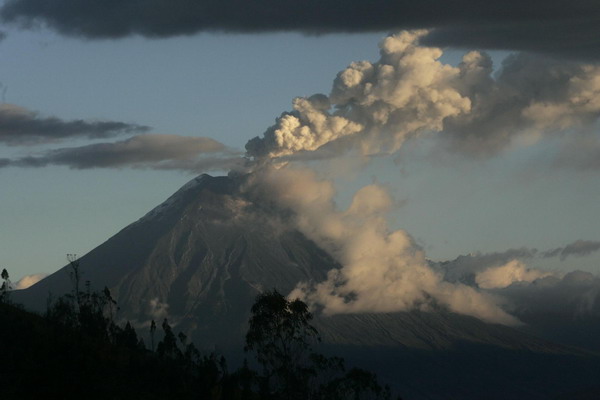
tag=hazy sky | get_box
[1,0,599,284]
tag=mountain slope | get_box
[15,174,338,347]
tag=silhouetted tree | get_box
[0,268,11,303]
[67,254,81,312]
[150,319,157,352]
[44,256,122,344]
[115,321,139,349]
[157,318,182,359]
[245,289,393,400]
[245,289,320,399]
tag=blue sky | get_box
[1,8,600,284]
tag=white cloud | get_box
[475,260,554,289]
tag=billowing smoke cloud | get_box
[475,260,553,290]
[543,240,600,260]
[246,32,600,161]
[246,166,518,325]
[1,0,599,60]
[1,134,244,172]
[0,103,149,145]
[14,273,48,290]
[246,31,470,159]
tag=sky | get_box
[0,0,599,295]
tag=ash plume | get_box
[246,31,600,162]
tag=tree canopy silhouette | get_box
[245,289,393,400]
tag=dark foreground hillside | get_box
[0,291,395,400]
[4,299,600,400]
[0,302,235,399]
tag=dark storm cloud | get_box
[422,17,600,61]
[1,134,244,172]
[1,0,599,59]
[0,104,149,145]
[543,240,600,260]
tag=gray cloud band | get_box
[542,240,600,261]
[0,134,245,172]
[2,0,599,59]
[0,104,149,145]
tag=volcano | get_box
[14,173,600,399]
[15,173,338,348]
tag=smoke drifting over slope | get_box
[2,0,599,60]
[244,167,517,325]
[238,31,600,325]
